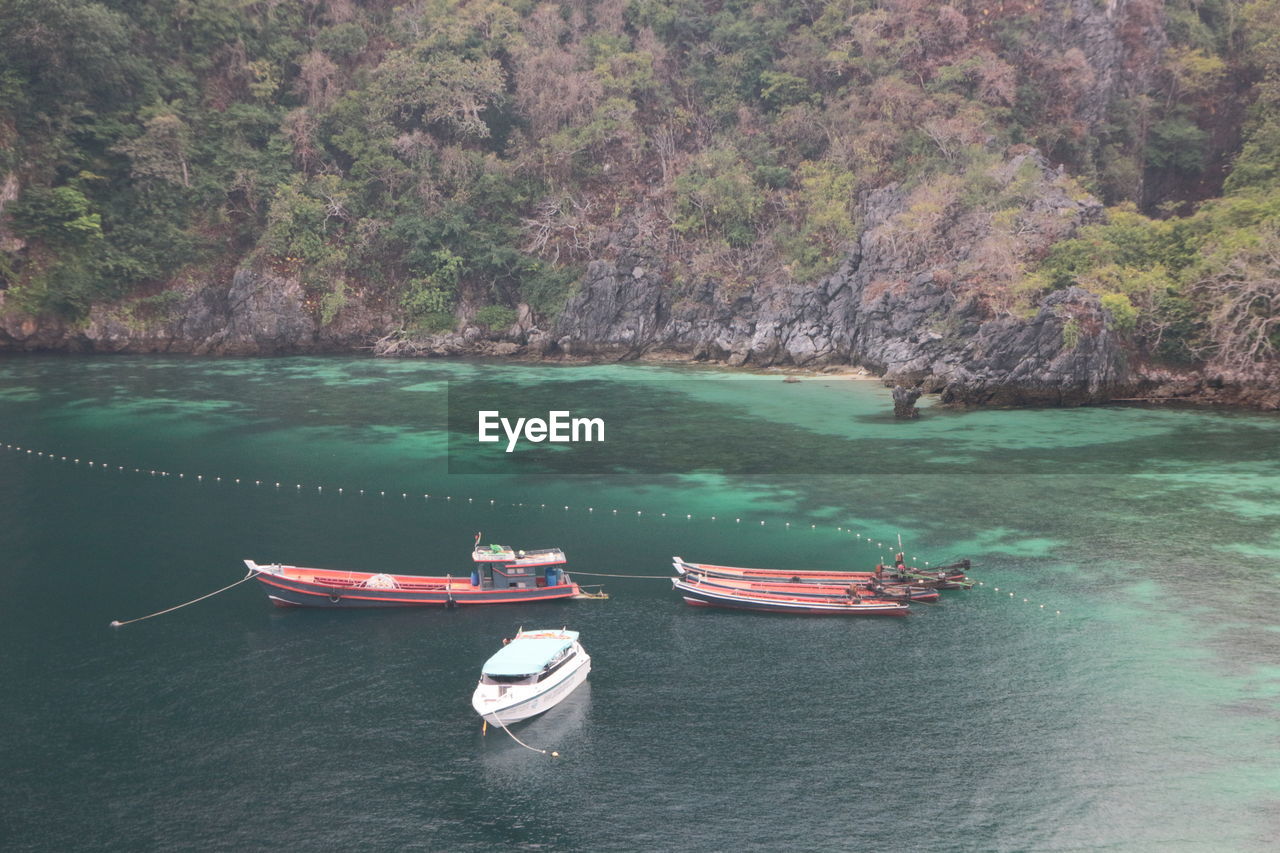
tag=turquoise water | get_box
[0,356,1277,851]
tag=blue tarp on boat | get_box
[480,630,578,677]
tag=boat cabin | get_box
[479,631,580,688]
[470,545,567,590]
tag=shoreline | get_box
[2,345,1275,410]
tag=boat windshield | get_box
[480,673,536,685]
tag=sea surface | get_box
[0,355,1276,852]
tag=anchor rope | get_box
[488,717,559,758]
[109,568,259,628]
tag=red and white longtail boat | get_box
[677,568,940,603]
[672,575,909,616]
[672,556,971,589]
[248,534,582,608]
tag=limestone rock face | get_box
[1,265,392,354]
[553,150,1126,404]
[0,151,1141,405]
[1042,0,1166,129]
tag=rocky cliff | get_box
[551,151,1132,405]
[0,266,392,355]
[0,152,1140,406]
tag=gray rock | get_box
[550,149,1125,404]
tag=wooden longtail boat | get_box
[247,538,582,607]
[672,576,909,616]
[673,556,971,589]
[678,569,940,602]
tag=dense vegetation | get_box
[0,0,1276,374]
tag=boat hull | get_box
[672,579,908,616]
[249,562,580,608]
[472,654,592,725]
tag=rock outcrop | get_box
[0,151,1155,406]
[551,151,1127,404]
[0,264,394,354]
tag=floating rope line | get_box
[0,439,916,549]
[4,440,1062,616]
[483,717,559,758]
[109,568,260,628]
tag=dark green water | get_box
[0,356,1277,851]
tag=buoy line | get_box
[3,439,1062,615]
[0,439,930,555]
[109,567,260,628]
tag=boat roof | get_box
[473,545,566,564]
[480,630,579,677]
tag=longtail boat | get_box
[247,536,582,608]
[672,576,909,616]
[678,567,940,602]
[673,556,971,589]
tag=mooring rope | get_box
[109,568,259,628]
[484,717,560,757]
[570,570,673,579]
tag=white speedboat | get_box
[471,629,591,725]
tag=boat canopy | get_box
[481,631,579,677]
